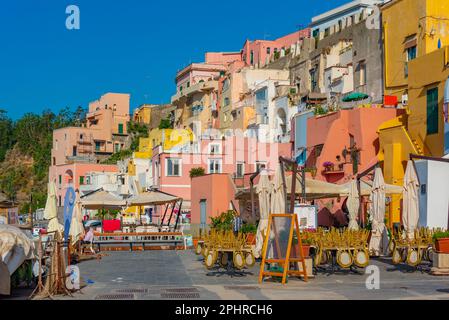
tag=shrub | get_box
[189,167,205,178]
[433,231,449,241]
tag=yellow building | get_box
[133,105,153,124]
[133,128,195,159]
[379,0,449,225]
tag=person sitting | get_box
[81,227,95,254]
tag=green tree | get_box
[0,110,14,162]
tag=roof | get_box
[80,189,127,209]
[311,0,384,26]
[127,190,181,206]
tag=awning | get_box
[127,190,181,206]
[235,174,403,200]
[80,190,127,209]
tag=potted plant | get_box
[323,161,334,172]
[241,223,257,244]
[433,231,449,253]
[291,233,312,258]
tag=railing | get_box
[93,232,185,251]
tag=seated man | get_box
[82,227,96,254]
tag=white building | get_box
[415,155,449,229]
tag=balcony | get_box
[171,80,218,104]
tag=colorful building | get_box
[51,92,131,166]
[151,136,291,219]
[49,163,118,207]
[306,106,403,225]
[378,0,449,223]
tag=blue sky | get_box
[0,0,348,119]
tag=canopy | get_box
[254,170,271,258]
[235,172,403,201]
[347,179,359,230]
[402,161,420,239]
[340,179,403,196]
[127,190,181,206]
[342,92,369,102]
[369,168,389,256]
[80,190,127,209]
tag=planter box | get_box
[246,233,256,245]
[291,244,310,258]
[435,238,449,253]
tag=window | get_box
[427,87,439,135]
[224,97,230,106]
[118,123,124,134]
[115,143,120,153]
[58,175,62,185]
[256,162,266,172]
[187,81,190,88]
[208,159,222,174]
[310,68,318,92]
[53,157,56,165]
[72,146,77,157]
[359,61,366,86]
[95,141,101,151]
[166,158,181,177]
[236,162,245,178]
[338,20,343,31]
[79,176,84,185]
[267,47,271,54]
[324,28,330,37]
[406,46,417,61]
[209,143,220,154]
[80,134,83,140]
[250,50,254,65]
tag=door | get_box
[200,200,207,229]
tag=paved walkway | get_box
[46,250,449,300]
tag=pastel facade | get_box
[51,93,130,166]
[151,137,292,215]
[49,163,118,207]
[310,0,384,44]
[241,29,310,68]
[306,107,404,225]
[379,0,449,223]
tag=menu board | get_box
[294,205,317,230]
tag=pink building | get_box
[305,107,404,226]
[51,92,130,166]
[241,29,310,68]
[49,163,118,207]
[151,136,291,217]
[190,174,238,229]
[49,92,130,207]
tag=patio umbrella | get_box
[69,194,85,245]
[402,161,420,240]
[368,168,389,256]
[44,182,63,234]
[347,179,359,230]
[254,170,271,258]
[270,165,286,214]
[342,92,369,102]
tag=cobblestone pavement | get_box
[44,250,449,300]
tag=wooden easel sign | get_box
[258,213,308,284]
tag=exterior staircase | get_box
[411,138,425,155]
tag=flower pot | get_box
[291,244,310,258]
[435,238,449,253]
[246,233,256,245]
[301,245,311,258]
